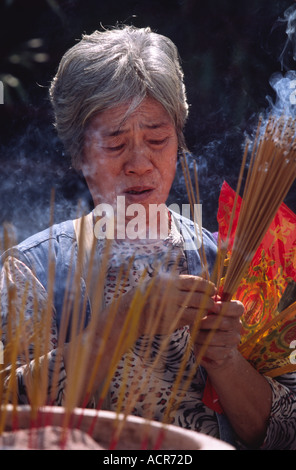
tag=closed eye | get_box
[148,138,168,146]
[105,144,125,152]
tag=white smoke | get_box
[268,70,296,117]
[279,4,296,69]
[267,5,296,117]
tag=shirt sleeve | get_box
[1,256,67,405]
[260,373,296,450]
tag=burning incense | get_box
[220,114,296,300]
[1,111,295,449]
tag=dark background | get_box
[0,0,296,245]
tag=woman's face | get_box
[81,97,178,217]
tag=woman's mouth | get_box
[126,187,152,194]
[124,186,155,201]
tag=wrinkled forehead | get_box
[86,97,175,136]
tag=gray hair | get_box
[49,25,189,169]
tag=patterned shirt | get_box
[1,219,296,450]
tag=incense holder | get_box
[0,405,234,450]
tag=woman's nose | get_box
[123,145,154,175]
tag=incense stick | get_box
[221,114,296,300]
[1,111,296,449]
[180,153,209,280]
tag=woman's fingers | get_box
[176,275,217,297]
[175,291,219,313]
[142,275,245,342]
[192,299,245,367]
[199,311,243,332]
[194,327,241,348]
[172,275,219,315]
[216,299,245,317]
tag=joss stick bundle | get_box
[0,203,212,449]
[220,114,296,300]
[0,112,296,449]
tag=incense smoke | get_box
[267,4,296,118]
[278,4,296,70]
[2,4,296,245]
[268,70,296,117]
[261,5,296,211]
[0,121,92,246]
[182,4,296,233]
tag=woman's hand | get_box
[193,298,244,370]
[138,273,244,371]
[188,296,271,447]
[138,274,219,336]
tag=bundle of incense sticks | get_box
[0,111,295,449]
[219,114,296,300]
[0,200,213,449]
[181,116,296,377]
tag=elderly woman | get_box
[1,25,296,450]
